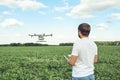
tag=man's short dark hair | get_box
[78,23,91,36]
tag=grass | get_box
[0,46,119,80]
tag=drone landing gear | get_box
[36,40,46,42]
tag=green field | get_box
[0,46,120,80]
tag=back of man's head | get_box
[78,23,91,36]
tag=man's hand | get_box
[94,55,98,64]
[68,55,78,66]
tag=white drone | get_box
[29,33,52,42]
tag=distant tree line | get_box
[0,41,120,46]
[59,43,73,46]
[95,41,120,46]
[0,43,48,46]
[59,41,120,46]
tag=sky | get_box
[0,0,120,45]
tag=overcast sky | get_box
[0,0,120,45]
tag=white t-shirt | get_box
[71,38,97,77]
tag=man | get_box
[68,23,98,80]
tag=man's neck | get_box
[81,36,88,39]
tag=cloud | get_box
[67,0,120,19]
[0,0,47,10]
[54,0,71,12]
[3,11,11,15]
[96,23,108,30]
[109,13,120,20]
[0,33,29,44]
[0,15,3,19]
[55,6,70,12]
[38,11,46,15]
[0,18,24,28]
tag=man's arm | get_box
[94,55,98,64]
[68,55,78,66]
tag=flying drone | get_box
[29,33,52,42]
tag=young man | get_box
[68,23,98,80]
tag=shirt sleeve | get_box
[71,42,79,56]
